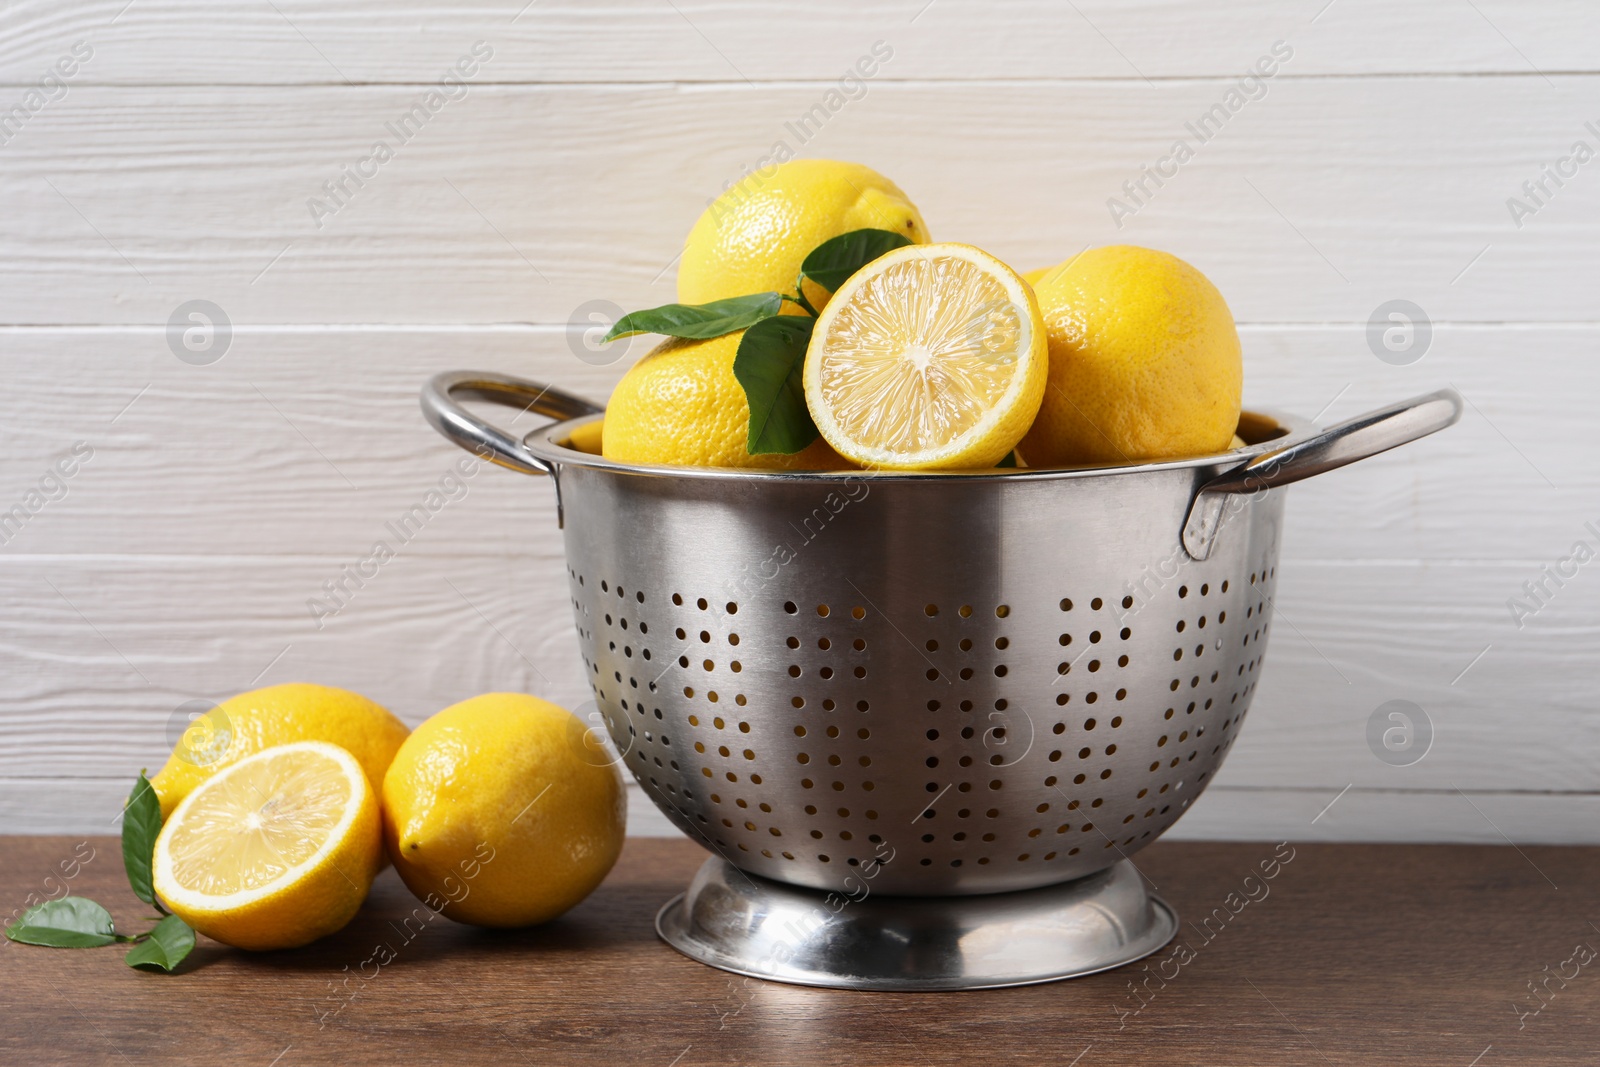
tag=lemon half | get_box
[803,243,1047,470]
[152,741,382,950]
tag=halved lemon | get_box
[803,242,1048,470]
[152,740,381,950]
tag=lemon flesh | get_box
[153,741,381,950]
[804,243,1047,470]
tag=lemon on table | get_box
[1019,245,1243,467]
[678,159,929,309]
[150,683,409,820]
[602,330,853,469]
[152,741,382,950]
[382,693,627,927]
[803,242,1047,470]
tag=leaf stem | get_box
[785,286,819,318]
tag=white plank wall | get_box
[5,78,1600,325]
[0,1,1595,842]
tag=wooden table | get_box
[3,836,1595,1065]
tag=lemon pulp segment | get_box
[163,744,354,898]
[806,244,1046,470]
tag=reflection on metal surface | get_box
[421,372,1460,984]
[657,856,1175,990]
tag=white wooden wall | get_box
[2,0,1596,842]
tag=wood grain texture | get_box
[0,0,1595,83]
[3,836,1598,1065]
[0,77,1596,325]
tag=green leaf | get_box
[734,315,819,455]
[125,915,195,972]
[122,772,165,912]
[799,228,914,293]
[5,897,119,947]
[603,292,786,342]
[996,451,1018,468]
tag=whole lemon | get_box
[678,159,929,308]
[1020,246,1243,467]
[603,330,854,469]
[150,683,410,821]
[381,693,627,927]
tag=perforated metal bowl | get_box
[423,374,1460,901]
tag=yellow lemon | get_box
[566,419,603,455]
[152,741,382,950]
[679,159,929,309]
[381,693,627,927]
[803,242,1047,470]
[150,683,409,821]
[602,330,854,469]
[1020,245,1243,467]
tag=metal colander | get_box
[423,374,1460,901]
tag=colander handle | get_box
[420,371,604,476]
[1182,387,1464,560]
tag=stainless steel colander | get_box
[422,373,1460,986]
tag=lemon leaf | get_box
[603,293,785,341]
[799,228,913,293]
[734,315,818,455]
[5,897,121,947]
[124,914,195,972]
[122,771,165,912]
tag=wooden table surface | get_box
[3,836,1596,1066]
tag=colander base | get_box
[655,856,1176,991]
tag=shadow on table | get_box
[225,866,671,973]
